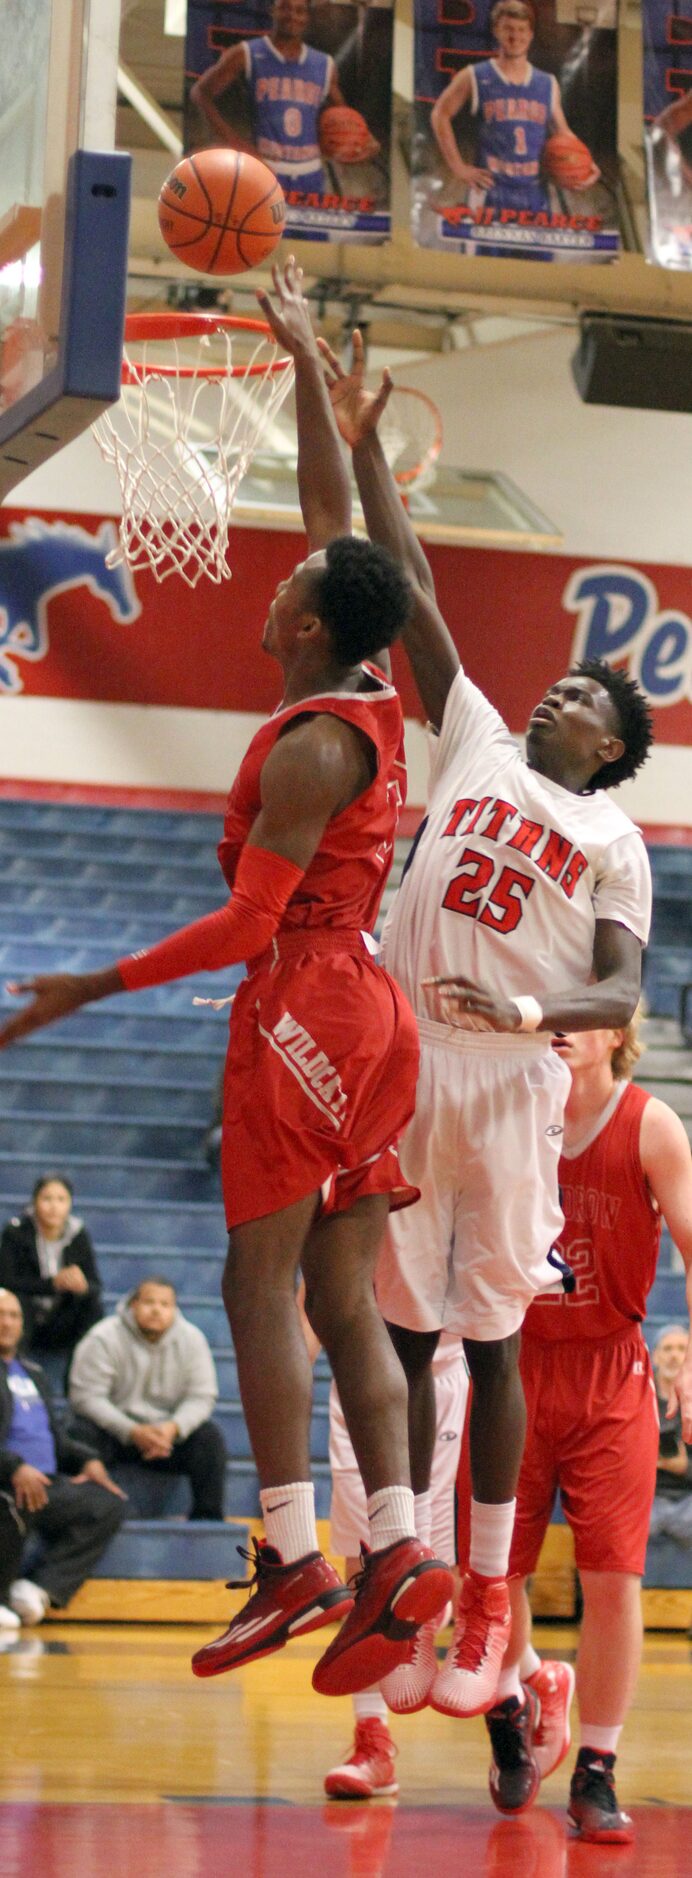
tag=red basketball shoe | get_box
[524,1659,575,1779]
[191,1538,354,1678]
[379,1615,439,1714]
[430,1570,510,1717]
[312,1539,454,1697]
[324,1718,399,1798]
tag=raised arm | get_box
[257,260,352,551]
[319,331,459,728]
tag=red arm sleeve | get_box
[117,846,305,992]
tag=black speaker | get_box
[571,313,692,413]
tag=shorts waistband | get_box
[248,928,368,973]
[416,1015,552,1054]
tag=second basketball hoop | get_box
[378,386,443,494]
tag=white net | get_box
[92,321,294,587]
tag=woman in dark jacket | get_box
[0,1174,102,1372]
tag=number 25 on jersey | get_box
[442,844,535,937]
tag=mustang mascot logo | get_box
[0,517,140,694]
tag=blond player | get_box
[474,1017,692,1842]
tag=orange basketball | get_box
[158,149,286,276]
[542,133,594,188]
[319,105,373,163]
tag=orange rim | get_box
[121,312,292,383]
[382,387,443,487]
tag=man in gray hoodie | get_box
[67,1278,226,1519]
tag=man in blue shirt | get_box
[0,1288,125,1625]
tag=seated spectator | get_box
[0,1174,103,1380]
[649,1323,692,1555]
[67,1278,227,1520]
[0,1287,125,1627]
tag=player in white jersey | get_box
[319,328,654,1718]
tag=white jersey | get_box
[382,667,651,1038]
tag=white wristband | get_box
[512,995,543,1032]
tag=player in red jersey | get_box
[467,1017,692,1841]
[0,262,453,1691]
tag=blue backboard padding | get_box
[0,148,131,465]
[61,149,132,400]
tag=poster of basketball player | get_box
[642,0,692,270]
[184,0,393,245]
[411,0,622,263]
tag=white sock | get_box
[414,1490,433,1547]
[520,1643,542,1681]
[580,1723,622,1756]
[353,1687,389,1723]
[469,1499,516,1579]
[366,1485,416,1552]
[496,1662,524,1703]
[260,1482,318,1564]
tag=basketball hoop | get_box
[378,386,443,493]
[92,313,294,586]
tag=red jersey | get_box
[218,665,406,935]
[523,1081,662,1342]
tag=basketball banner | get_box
[411,0,622,263]
[3,507,692,745]
[184,0,393,245]
[642,0,692,270]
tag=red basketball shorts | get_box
[221,932,421,1229]
[510,1328,660,1577]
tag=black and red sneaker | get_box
[568,1757,634,1844]
[486,1685,541,1815]
[191,1538,354,1679]
[312,1538,454,1697]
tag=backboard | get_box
[228,447,563,549]
[0,0,131,501]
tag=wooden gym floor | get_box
[1,1617,690,1877]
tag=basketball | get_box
[542,132,594,188]
[319,105,373,163]
[157,149,286,276]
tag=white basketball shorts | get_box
[328,1347,468,1562]
[375,1020,571,1342]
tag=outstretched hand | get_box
[317,329,393,449]
[0,973,91,1049]
[256,256,316,358]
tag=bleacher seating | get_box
[2,800,690,1612]
[643,846,692,1022]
